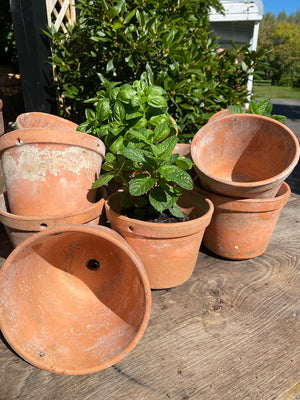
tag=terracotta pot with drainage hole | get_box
[0,128,106,217]
[105,189,213,289]
[0,224,151,375]
[0,187,107,247]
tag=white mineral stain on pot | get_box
[2,145,101,185]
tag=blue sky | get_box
[262,0,300,16]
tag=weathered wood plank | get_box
[0,195,299,400]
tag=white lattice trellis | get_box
[46,0,76,32]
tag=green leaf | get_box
[176,157,193,171]
[77,121,92,134]
[271,114,286,123]
[113,21,123,30]
[109,136,124,154]
[110,87,120,101]
[131,116,148,129]
[113,100,126,122]
[147,94,168,108]
[106,59,115,73]
[118,85,136,103]
[123,9,136,24]
[149,114,170,127]
[126,129,150,144]
[102,152,117,171]
[92,172,115,188]
[151,122,172,142]
[129,175,157,196]
[152,135,178,159]
[147,85,166,96]
[96,98,111,122]
[96,125,109,138]
[126,111,143,120]
[85,108,95,120]
[249,98,273,116]
[118,147,146,162]
[228,105,245,114]
[149,187,168,212]
[158,165,193,190]
[169,203,184,218]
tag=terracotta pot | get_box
[16,112,78,131]
[0,224,151,375]
[0,128,105,217]
[105,190,214,289]
[207,108,232,124]
[191,114,299,198]
[193,177,291,260]
[0,188,107,247]
[207,108,249,124]
[0,162,5,194]
[173,143,191,158]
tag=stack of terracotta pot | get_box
[0,113,151,375]
[191,113,300,260]
[0,110,299,375]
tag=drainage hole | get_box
[16,138,22,144]
[128,226,134,232]
[40,223,48,230]
[86,259,100,271]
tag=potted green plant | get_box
[78,75,214,289]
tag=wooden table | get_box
[0,192,299,400]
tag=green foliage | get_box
[258,10,300,87]
[77,72,176,151]
[228,98,287,123]
[78,75,193,220]
[253,84,300,100]
[0,1,18,69]
[47,0,264,138]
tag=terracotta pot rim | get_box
[105,190,214,237]
[16,112,79,130]
[0,224,151,375]
[0,127,106,158]
[194,178,291,212]
[192,114,300,189]
[0,189,107,230]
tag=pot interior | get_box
[192,115,299,183]
[0,228,149,374]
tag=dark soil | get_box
[151,211,189,223]
[122,207,189,223]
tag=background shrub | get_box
[48,0,265,141]
[0,0,18,70]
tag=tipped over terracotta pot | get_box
[0,225,151,375]
[191,114,299,198]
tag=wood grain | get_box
[0,194,299,400]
